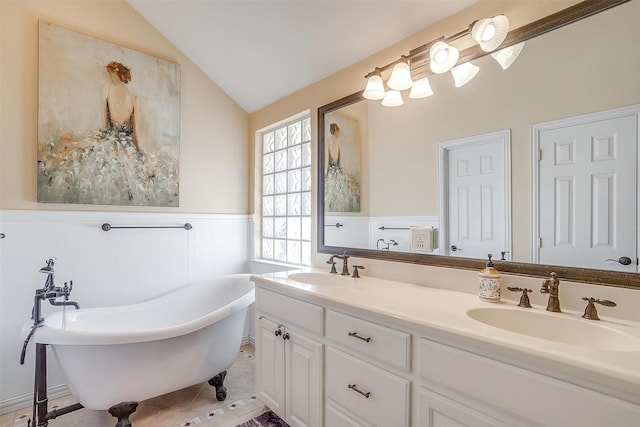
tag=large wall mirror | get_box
[318,0,640,288]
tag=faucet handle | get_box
[581,297,617,320]
[352,265,365,278]
[507,287,532,308]
[327,256,337,274]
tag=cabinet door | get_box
[285,330,323,427]
[255,316,285,417]
[417,388,508,427]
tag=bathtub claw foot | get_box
[208,370,227,401]
[108,401,138,427]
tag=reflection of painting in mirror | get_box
[37,21,180,207]
[325,112,361,213]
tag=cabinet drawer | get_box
[256,287,323,335]
[326,347,409,427]
[326,310,410,371]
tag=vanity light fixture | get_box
[451,62,480,87]
[362,13,522,107]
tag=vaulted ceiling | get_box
[128,0,476,113]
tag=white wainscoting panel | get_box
[0,210,251,414]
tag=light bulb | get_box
[434,49,449,64]
[481,23,496,41]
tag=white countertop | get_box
[251,268,640,403]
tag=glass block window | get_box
[261,116,311,265]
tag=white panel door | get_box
[538,114,637,271]
[255,316,285,417]
[285,331,323,427]
[441,131,510,260]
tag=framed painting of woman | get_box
[324,112,361,213]
[37,21,181,207]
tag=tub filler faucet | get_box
[30,258,80,324]
[20,258,84,427]
[540,272,561,312]
[21,258,81,365]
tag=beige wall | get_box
[249,0,640,265]
[0,0,249,213]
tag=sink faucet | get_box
[331,252,351,276]
[540,272,561,312]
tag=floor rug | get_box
[236,410,290,427]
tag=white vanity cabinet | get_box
[252,274,640,427]
[255,288,323,427]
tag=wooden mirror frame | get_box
[318,0,639,289]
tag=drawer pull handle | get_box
[348,384,371,398]
[348,332,371,343]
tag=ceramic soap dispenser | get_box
[479,254,501,302]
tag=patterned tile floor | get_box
[1,345,265,427]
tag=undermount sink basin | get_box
[467,307,640,351]
[288,272,351,286]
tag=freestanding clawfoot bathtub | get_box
[23,273,254,425]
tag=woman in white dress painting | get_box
[325,122,360,212]
[37,61,178,206]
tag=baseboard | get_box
[0,384,70,416]
[241,335,255,346]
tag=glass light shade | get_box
[471,15,509,52]
[409,77,434,99]
[387,62,413,90]
[451,62,479,87]
[363,74,385,100]
[381,90,403,107]
[491,42,525,70]
[429,41,459,74]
